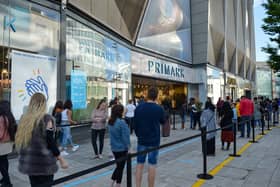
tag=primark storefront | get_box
[0,0,203,121]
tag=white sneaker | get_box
[72,145,79,152]
[98,154,103,159]
[61,150,69,156]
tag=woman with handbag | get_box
[16,93,68,187]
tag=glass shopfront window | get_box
[207,67,222,104]
[132,75,187,110]
[225,73,237,101]
[66,17,131,121]
[256,69,272,98]
[0,0,59,119]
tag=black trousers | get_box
[193,112,201,129]
[125,117,134,134]
[91,129,106,155]
[29,175,54,187]
[112,151,128,184]
[0,154,11,185]
[206,137,215,155]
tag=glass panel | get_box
[136,0,192,62]
[207,67,222,104]
[0,0,59,57]
[256,69,272,98]
[66,17,131,121]
[132,75,187,109]
[0,0,59,110]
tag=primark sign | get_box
[148,60,184,78]
[131,52,203,83]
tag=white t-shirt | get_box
[125,104,136,118]
[61,109,69,121]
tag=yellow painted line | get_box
[191,129,273,187]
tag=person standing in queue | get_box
[51,101,64,146]
[124,99,136,134]
[180,100,187,129]
[0,100,17,187]
[134,87,165,187]
[91,99,108,159]
[15,93,68,187]
[108,104,130,187]
[60,100,79,156]
[200,98,216,156]
[239,96,254,138]
[220,101,234,150]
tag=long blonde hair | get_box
[15,93,47,149]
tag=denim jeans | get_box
[240,116,251,137]
[61,126,74,148]
[254,119,262,128]
[137,144,159,165]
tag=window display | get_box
[66,17,131,120]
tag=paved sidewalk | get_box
[196,127,280,187]
[7,124,279,187]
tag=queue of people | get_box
[0,90,279,187]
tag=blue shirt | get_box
[134,102,165,147]
[108,118,130,152]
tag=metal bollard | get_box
[267,113,271,131]
[197,127,213,180]
[249,119,258,143]
[126,153,132,187]
[229,122,241,157]
[260,116,265,135]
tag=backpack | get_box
[54,112,62,125]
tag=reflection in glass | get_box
[66,17,131,121]
[0,0,59,102]
[136,0,192,62]
[0,0,60,57]
[256,69,272,98]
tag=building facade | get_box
[0,0,256,120]
[192,0,256,103]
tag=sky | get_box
[254,0,270,62]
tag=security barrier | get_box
[46,117,272,187]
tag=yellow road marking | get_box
[192,128,273,187]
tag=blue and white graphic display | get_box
[71,70,87,109]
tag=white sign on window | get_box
[11,50,57,120]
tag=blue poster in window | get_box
[71,70,87,109]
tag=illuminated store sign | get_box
[148,60,184,78]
